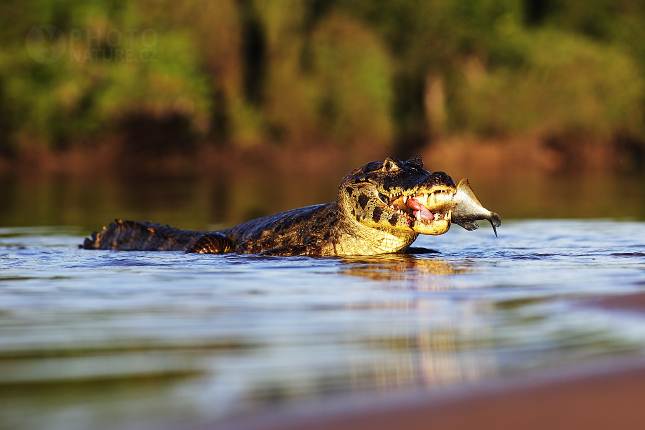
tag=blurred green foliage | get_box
[1,0,645,155]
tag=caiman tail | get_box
[82,220,206,251]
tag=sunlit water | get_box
[1,220,645,430]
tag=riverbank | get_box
[1,134,643,180]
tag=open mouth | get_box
[380,189,454,228]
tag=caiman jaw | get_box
[384,186,454,235]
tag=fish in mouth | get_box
[379,179,501,237]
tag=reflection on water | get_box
[339,254,468,287]
[1,220,645,430]
[0,169,644,231]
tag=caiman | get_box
[82,155,501,256]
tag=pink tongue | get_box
[407,198,434,221]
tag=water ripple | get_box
[0,220,645,430]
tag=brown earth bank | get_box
[422,135,645,179]
[1,134,643,180]
[0,142,383,181]
[180,293,645,430]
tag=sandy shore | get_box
[192,293,645,430]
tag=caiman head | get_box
[338,155,501,240]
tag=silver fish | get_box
[451,178,501,237]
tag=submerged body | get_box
[83,156,500,256]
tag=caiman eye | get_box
[382,157,400,172]
[378,193,389,204]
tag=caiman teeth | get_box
[382,188,454,226]
[422,190,454,210]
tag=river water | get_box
[1,220,645,430]
[1,171,645,430]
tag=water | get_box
[1,219,645,430]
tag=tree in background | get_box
[1,0,644,165]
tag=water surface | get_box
[1,220,645,430]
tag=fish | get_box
[451,178,502,237]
